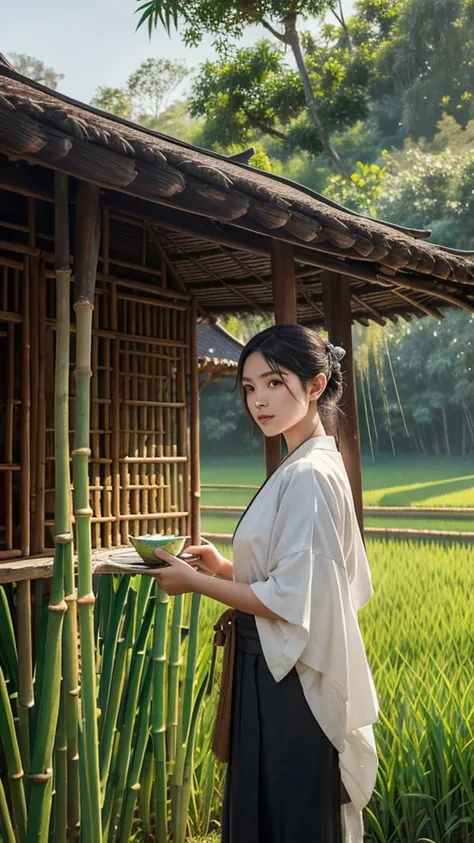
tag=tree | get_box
[8,53,64,89]
[128,57,188,120]
[190,41,304,149]
[90,86,133,120]
[90,58,189,125]
[135,0,351,174]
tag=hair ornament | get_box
[324,339,346,365]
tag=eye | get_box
[269,379,282,387]
[243,384,253,392]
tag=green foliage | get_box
[136,0,336,47]
[91,58,189,124]
[8,53,64,89]
[190,40,303,149]
[128,57,189,119]
[325,156,389,214]
[90,87,133,120]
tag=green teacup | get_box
[129,534,187,567]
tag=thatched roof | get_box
[1,58,473,325]
[197,322,243,376]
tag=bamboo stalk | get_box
[4,320,14,550]
[97,576,130,741]
[99,588,136,797]
[26,174,72,843]
[171,308,178,535]
[16,581,33,784]
[167,594,183,770]
[91,305,101,548]
[18,251,34,782]
[130,301,140,535]
[171,298,202,843]
[72,180,102,843]
[50,175,81,843]
[111,277,121,546]
[120,307,131,544]
[105,593,154,842]
[152,663,171,843]
[137,741,153,836]
[54,688,68,843]
[118,658,154,843]
[0,778,17,843]
[163,307,172,535]
[145,305,156,534]
[0,664,27,842]
[138,302,149,532]
[35,260,47,553]
[103,330,113,548]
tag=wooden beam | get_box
[321,271,364,535]
[265,241,297,476]
[74,182,101,303]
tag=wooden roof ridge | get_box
[1,63,474,299]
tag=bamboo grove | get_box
[0,172,207,842]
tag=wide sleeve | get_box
[250,459,327,680]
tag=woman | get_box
[153,323,379,843]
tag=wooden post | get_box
[265,241,297,476]
[321,271,364,534]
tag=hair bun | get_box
[324,340,346,365]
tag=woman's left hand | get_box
[151,548,200,595]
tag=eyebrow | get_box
[241,370,288,383]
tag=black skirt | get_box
[221,611,342,843]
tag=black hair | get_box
[234,323,344,436]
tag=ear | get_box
[308,372,327,402]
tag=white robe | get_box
[232,435,379,843]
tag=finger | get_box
[185,546,204,556]
[153,547,177,564]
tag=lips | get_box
[257,414,274,422]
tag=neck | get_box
[283,414,326,457]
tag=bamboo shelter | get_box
[0,56,474,843]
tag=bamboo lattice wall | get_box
[0,187,191,560]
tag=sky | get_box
[3,0,355,105]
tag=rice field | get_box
[200,454,474,536]
[190,537,474,843]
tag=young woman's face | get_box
[241,351,325,437]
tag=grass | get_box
[192,538,474,843]
[201,454,474,535]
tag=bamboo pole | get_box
[26,173,71,843]
[35,260,46,554]
[106,590,154,843]
[170,298,202,843]
[4,317,14,552]
[47,174,81,843]
[18,251,34,783]
[118,659,154,843]
[99,587,135,796]
[91,305,101,548]
[120,305,131,545]
[72,181,102,843]
[29,201,39,551]
[54,691,68,843]
[0,664,27,843]
[152,585,170,843]
[130,302,140,535]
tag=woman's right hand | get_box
[184,538,231,578]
